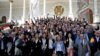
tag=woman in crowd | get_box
[66,33,74,56]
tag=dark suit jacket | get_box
[89,36,99,56]
[46,39,55,50]
[0,38,7,56]
[23,39,32,56]
[8,37,18,55]
[31,39,42,55]
[88,33,95,41]
[15,38,27,56]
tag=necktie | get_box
[81,40,84,47]
[85,34,89,41]
[83,40,84,46]
[97,37,99,42]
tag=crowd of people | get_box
[0,17,100,56]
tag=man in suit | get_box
[7,32,18,56]
[75,34,90,56]
[90,30,100,56]
[95,31,100,56]
[71,28,77,42]
[31,33,42,56]
[74,30,81,56]
[0,32,7,56]
[75,30,81,45]
[15,33,25,56]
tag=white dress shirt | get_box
[49,39,53,49]
[42,39,46,49]
[35,39,38,43]
[96,37,99,42]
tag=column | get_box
[68,0,74,20]
[8,0,13,22]
[22,0,26,24]
[43,0,46,16]
[29,0,31,23]
[93,0,100,23]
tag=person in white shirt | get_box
[41,33,47,56]
[54,34,65,56]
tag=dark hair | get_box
[66,32,72,39]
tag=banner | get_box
[30,0,40,23]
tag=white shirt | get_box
[82,40,85,45]
[35,39,38,43]
[13,37,16,42]
[64,32,66,36]
[96,37,99,42]
[42,39,46,46]
[56,42,62,51]
[49,39,53,49]
[42,39,46,49]
[68,38,73,48]
[52,35,57,40]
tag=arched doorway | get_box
[79,8,93,24]
[88,9,93,24]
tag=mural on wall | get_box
[54,5,64,16]
[78,0,89,10]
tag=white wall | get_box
[0,8,9,21]
[0,0,78,21]
[0,7,29,21]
